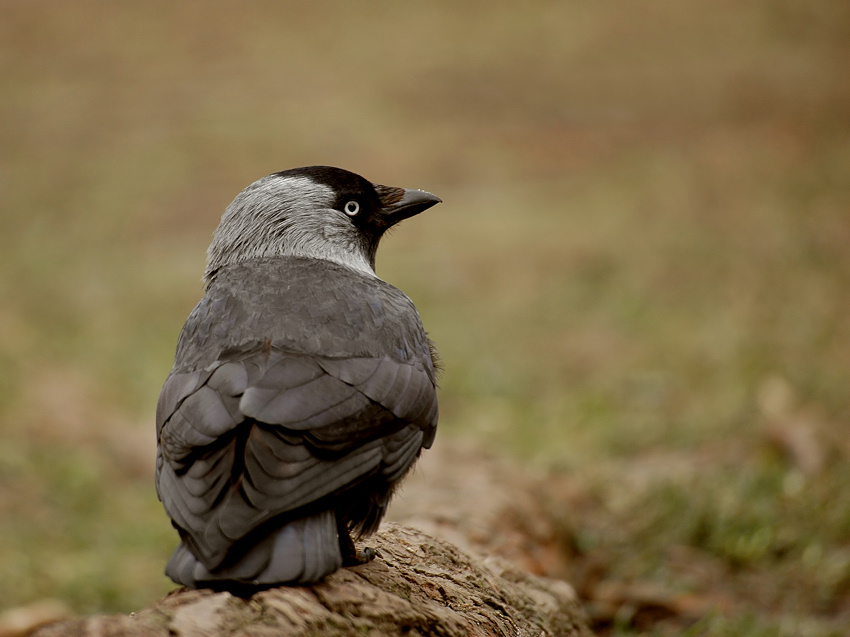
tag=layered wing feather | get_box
[156,345,437,569]
[156,257,438,572]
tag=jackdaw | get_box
[155,166,441,589]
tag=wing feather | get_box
[157,344,437,570]
[317,357,382,385]
[242,374,359,426]
[381,425,425,482]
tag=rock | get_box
[33,525,591,637]
[389,443,575,580]
[30,444,593,636]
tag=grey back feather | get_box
[156,256,438,586]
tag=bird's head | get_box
[204,166,441,283]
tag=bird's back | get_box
[177,256,435,371]
[155,256,438,588]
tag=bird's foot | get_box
[338,519,380,566]
[355,546,380,564]
[342,545,379,567]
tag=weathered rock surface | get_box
[34,524,589,637]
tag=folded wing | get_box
[155,343,437,570]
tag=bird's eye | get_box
[343,201,360,216]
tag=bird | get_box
[155,166,441,590]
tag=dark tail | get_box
[165,509,342,588]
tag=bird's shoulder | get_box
[173,256,431,373]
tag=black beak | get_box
[375,186,442,226]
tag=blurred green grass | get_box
[1,1,849,633]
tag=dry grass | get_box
[1,1,849,634]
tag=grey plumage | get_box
[155,167,440,589]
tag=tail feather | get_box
[165,509,342,587]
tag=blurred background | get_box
[1,1,849,634]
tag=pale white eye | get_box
[343,200,360,216]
